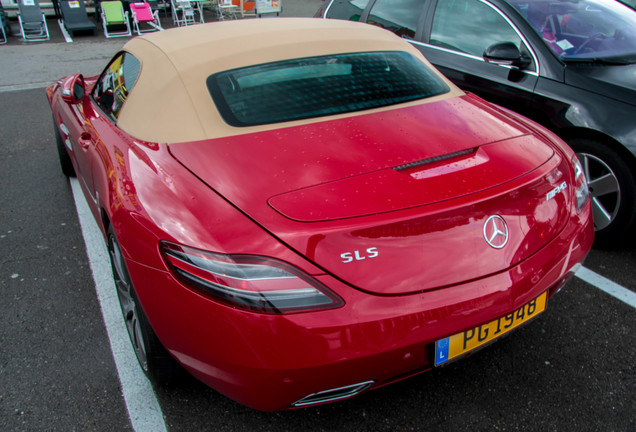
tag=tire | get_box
[569,138,636,245]
[53,117,76,177]
[107,225,182,385]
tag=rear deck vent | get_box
[394,148,477,171]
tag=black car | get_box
[320,0,636,245]
[619,0,635,10]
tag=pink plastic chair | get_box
[130,2,162,35]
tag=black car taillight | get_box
[161,242,344,314]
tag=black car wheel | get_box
[107,225,182,385]
[53,117,75,177]
[570,138,636,244]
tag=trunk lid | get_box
[169,96,571,294]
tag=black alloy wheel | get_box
[570,138,636,245]
[107,225,182,385]
[53,117,75,177]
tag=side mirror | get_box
[61,74,86,104]
[483,42,532,69]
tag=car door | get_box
[70,52,141,212]
[416,0,540,119]
[55,78,96,197]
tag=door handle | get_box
[79,133,92,150]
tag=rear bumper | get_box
[126,212,593,411]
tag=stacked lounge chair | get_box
[59,0,97,37]
[17,0,50,42]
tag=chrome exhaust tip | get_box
[291,380,374,407]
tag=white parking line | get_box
[70,178,167,432]
[575,266,636,309]
[0,82,53,93]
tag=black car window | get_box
[207,51,450,127]
[430,0,525,59]
[324,0,372,21]
[510,0,636,60]
[92,52,141,121]
[367,0,424,39]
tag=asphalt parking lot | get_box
[1,2,635,430]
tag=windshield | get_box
[207,51,450,127]
[510,0,636,61]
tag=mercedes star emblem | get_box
[483,215,509,249]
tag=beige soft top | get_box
[116,18,462,143]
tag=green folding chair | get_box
[100,0,131,38]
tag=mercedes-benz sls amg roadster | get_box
[48,18,593,411]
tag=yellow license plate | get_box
[434,292,547,366]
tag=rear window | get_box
[207,51,450,127]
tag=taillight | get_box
[160,242,344,314]
[572,155,590,214]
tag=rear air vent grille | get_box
[291,381,374,407]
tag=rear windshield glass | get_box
[207,51,450,127]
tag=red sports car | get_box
[48,18,593,411]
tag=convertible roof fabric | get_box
[117,18,462,143]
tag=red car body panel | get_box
[46,20,593,411]
[125,217,591,411]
